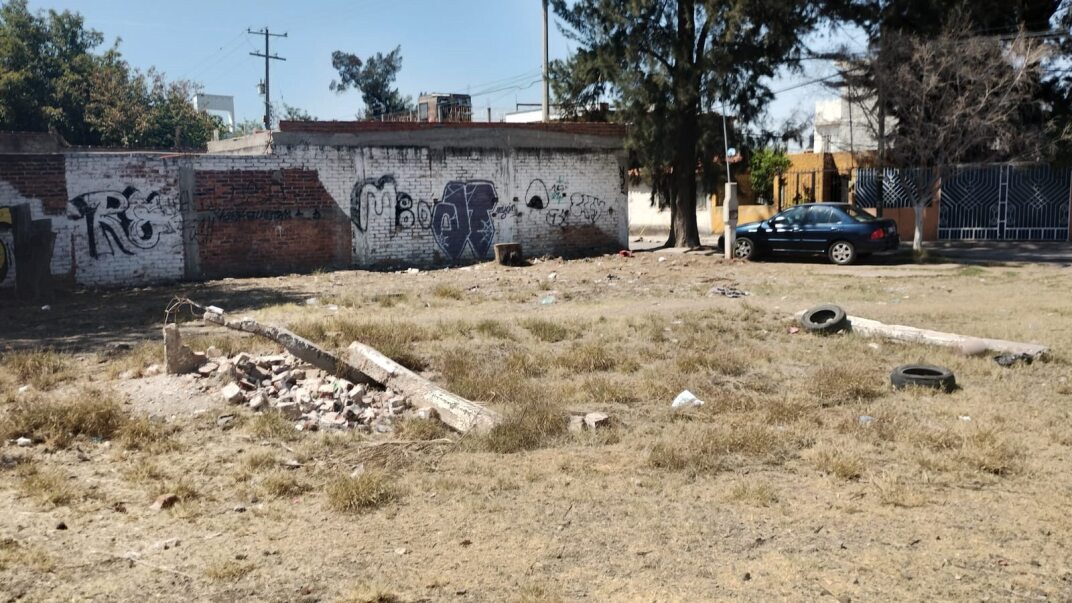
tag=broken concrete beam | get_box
[163,324,207,375]
[347,341,501,433]
[794,310,1049,358]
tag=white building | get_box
[813,93,885,154]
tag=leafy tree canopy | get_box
[330,45,411,119]
[749,148,792,203]
[0,0,221,148]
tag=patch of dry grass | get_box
[475,320,515,340]
[117,416,177,452]
[204,559,255,582]
[122,459,166,484]
[806,443,865,480]
[17,465,82,507]
[259,470,311,499]
[104,341,161,379]
[554,342,636,373]
[728,480,780,507]
[289,317,430,371]
[396,417,452,441]
[521,318,576,343]
[478,400,567,454]
[957,428,1025,476]
[576,376,639,404]
[648,422,802,474]
[807,366,885,406]
[0,538,55,572]
[431,284,465,300]
[241,450,279,472]
[514,583,566,603]
[1,349,74,390]
[326,470,397,513]
[338,585,405,603]
[0,387,127,448]
[247,412,300,442]
[871,471,927,508]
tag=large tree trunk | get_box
[667,0,702,249]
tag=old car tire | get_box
[732,237,757,261]
[799,304,848,334]
[890,364,956,392]
[828,240,857,265]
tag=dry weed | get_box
[17,465,82,507]
[521,318,575,343]
[117,416,177,452]
[728,480,780,507]
[576,376,639,404]
[396,417,451,441]
[514,583,566,603]
[104,341,161,379]
[0,387,127,447]
[247,412,300,442]
[326,470,397,513]
[648,423,799,474]
[204,559,255,582]
[477,401,566,454]
[475,319,515,340]
[0,538,55,572]
[871,471,927,507]
[958,429,1025,476]
[259,470,311,499]
[338,584,405,603]
[241,450,279,472]
[554,342,635,373]
[431,284,464,300]
[806,443,865,480]
[808,366,885,406]
[122,459,166,484]
[0,349,73,390]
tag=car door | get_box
[766,206,806,251]
[799,205,841,253]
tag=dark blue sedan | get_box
[718,203,900,265]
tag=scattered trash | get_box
[395,548,408,556]
[583,412,611,429]
[890,364,956,393]
[55,522,67,530]
[618,250,634,258]
[994,353,1033,368]
[539,295,556,305]
[787,326,801,335]
[15,437,32,447]
[958,416,972,422]
[40,305,51,311]
[657,257,667,263]
[405,268,420,275]
[858,415,874,426]
[17,385,31,395]
[671,390,704,409]
[326,304,339,311]
[708,285,749,299]
[305,297,319,305]
[548,272,558,281]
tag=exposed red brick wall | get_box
[193,169,351,279]
[0,155,68,214]
[278,120,628,138]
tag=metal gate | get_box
[856,164,1071,241]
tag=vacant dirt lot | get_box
[2,248,1071,602]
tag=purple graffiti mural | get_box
[431,180,499,261]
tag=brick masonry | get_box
[0,126,628,289]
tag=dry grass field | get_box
[2,248,1071,602]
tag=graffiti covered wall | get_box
[0,124,628,290]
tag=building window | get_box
[418,103,429,121]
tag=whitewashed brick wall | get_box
[277,144,628,266]
[63,154,184,287]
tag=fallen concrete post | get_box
[347,341,501,433]
[202,309,375,386]
[198,304,501,433]
[795,310,1049,358]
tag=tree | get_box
[281,102,316,121]
[330,45,411,119]
[0,0,221,148]
[551,0,838,248]
[852,24,1057,252]
[749,148,792,203]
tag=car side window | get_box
[778,206,806,225]
[806,206,838,225]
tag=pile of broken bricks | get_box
[163,323,435,434]
[214,351,434,434]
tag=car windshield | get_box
[843,206,879,222]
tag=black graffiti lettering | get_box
[66,187,172,258]
[525,179,549,210]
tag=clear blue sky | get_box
[28,0,857,141]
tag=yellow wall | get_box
[710,204,778,234]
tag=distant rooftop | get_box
[277,120,627,138]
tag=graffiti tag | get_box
[66,187,173,258]
[432,180,499,261]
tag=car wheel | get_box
[828,240,856,265]
[890,364,956,393]
[732,237,757,261]
[799,304,849,334]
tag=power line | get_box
[248,28,287,129]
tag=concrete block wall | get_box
[0,126,627,290]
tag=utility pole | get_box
[248,27,287,130]
[541,0,550,122]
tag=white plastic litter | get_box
[671,390,704,409]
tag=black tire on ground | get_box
[890,364,957,392]
[799,304,848,334]
[828,240,857,265]
[732,237,758,261]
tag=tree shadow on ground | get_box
[0,281,308,352]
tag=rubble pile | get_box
[206,351,437,434]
